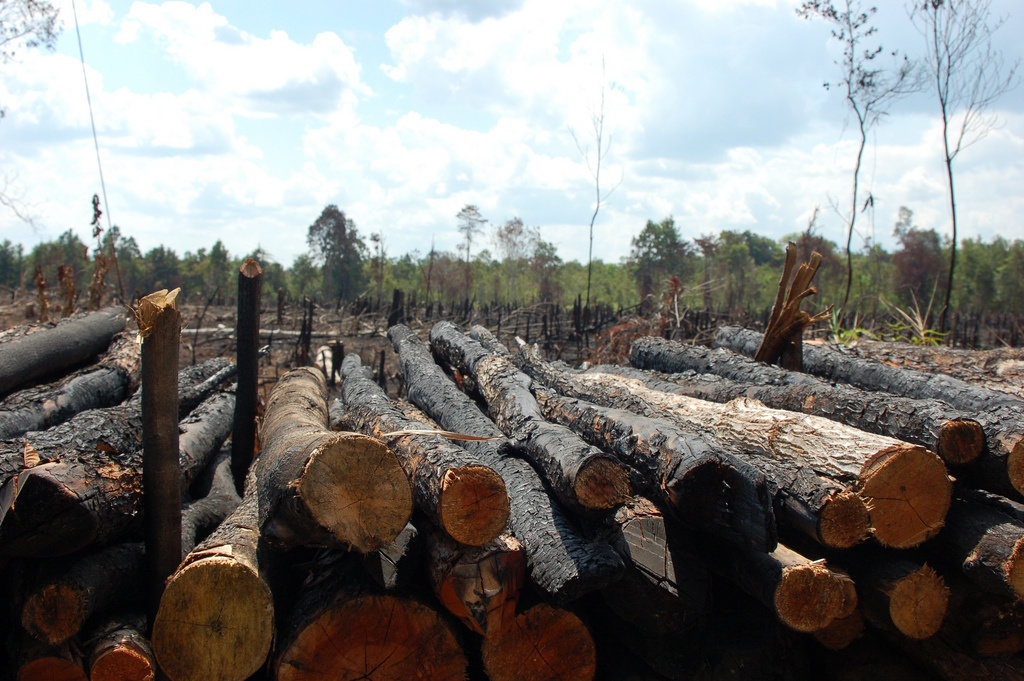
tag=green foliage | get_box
[306,205,366,303]
[629,217,693,299]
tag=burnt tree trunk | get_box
[525,355,950,550]
[0,306,127,397]
[256,366,412,551]
[231,258,262,492]
[388,324,624,603]
[626,338,985,466]
[0,331,140,441]
[181,446,241,554]
[336,352,509,547]
[152,467,275,681]
[933,495,1024,601]
[430,320,631,511]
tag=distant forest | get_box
[2,203,1022,327]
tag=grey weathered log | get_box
[389,323,624,603]
[715,326,1024,496]
[362,520,420,591]
[181,446,241,555]
[336,352,509,546]
[430,320,631,511]
[0,331,140,441]
[0,363,237,557]
[0,306,127,398]
[626,338,985,467]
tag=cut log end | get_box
[889,564,949,640]
[152,556,274,681]
[573,455,632,510]
[812,609,865,651]
[438,465,510,547]
[818,490,871,549]
[16,658,87,681]
[937,419,986,465]
[21,583,84,646]
[859,444,952,549]
[481,603,596,681]
[1009,536,1024,600]
[773,563,847,633]
[276,595,466,681]
[299,432,413,552]
[1006,436,1024,498]
[89,642,155,681]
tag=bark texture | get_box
[256,366,412,551]
[935,495,1024,600]
[0,306,126,397]
[430,320,631,511]
[625,338,984,466]
[389,324,624,603]
[337,352,509,546]
[0,331,139,441]
[231,258,262,492]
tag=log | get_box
[481,603,596,681]
[256,366,412,551]
[430,320,631,511]
[181,445,241,554]
[532,385,776,551]
[625,338,985,466]
[838,554,948,640]
[337,352,509,546]
[427,528,526,635]
[139,289,182,619]
[0,380,240,558]
[14,635,88,681]
[362,520,420,590]
[715,543,856,633]
[885,631,1024,681]
[84,614,156,681]
[944,573,1024,657]
[715,326,1024,495]
[0,306,127,398]
[274,554,467,681]
[152,468,275,681]
[0,331,139,441]
[527,355,950,550]
[934,495,1024,600]
[231,258,262,492]
[388,324,624,602]
[813,608,866,651]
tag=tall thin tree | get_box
[799,1,917,311]
[909,0,1019,332]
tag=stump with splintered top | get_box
[231,258,262,492]
[257,366,412,551]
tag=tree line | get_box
[1,203,1022,326]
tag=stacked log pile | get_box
[3,303,1024,680]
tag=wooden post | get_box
[232,259,262,492]
[139,288,182,623]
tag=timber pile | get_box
[4,304,1024,681]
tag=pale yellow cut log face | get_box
[574,456,633,510]
[859,444,952,549]
[773,564,847,633]
[817,490,871,549]
[439,465,510,547]
[298,432,413,553]
[276,595,466,681]
[1005,435,1024,498]
[888,564,949,640]
[152,557,274,681]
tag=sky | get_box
[0,0,1022,268]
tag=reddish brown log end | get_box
[21,583,84,646]
[90,641,155,681]
[299,432,413,552]
[1005,434,1024,498]
[773,563,848,633]
[17,657,87,681]
[813,609,865,651]
[276,595,466,681]
[937,419,986,465]
[435,537,526,636]
[889,564,949,640]
[152,556,274,681]
[574,455,632,510]
[818,490,871,549]
[859,444,952,549]
[439,465,510,547]
[481,603,596,681]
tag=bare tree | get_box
[799,1,918,311]
[909,0,1019,332]
[570,57,620,310]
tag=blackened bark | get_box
[430,320,631,511]
[933,495,1024,600]
[181,446,241,554]
[388,324,624,603]
[231,258,262,493]
[0,306,127,397]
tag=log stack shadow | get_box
[3,308,1024,680]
